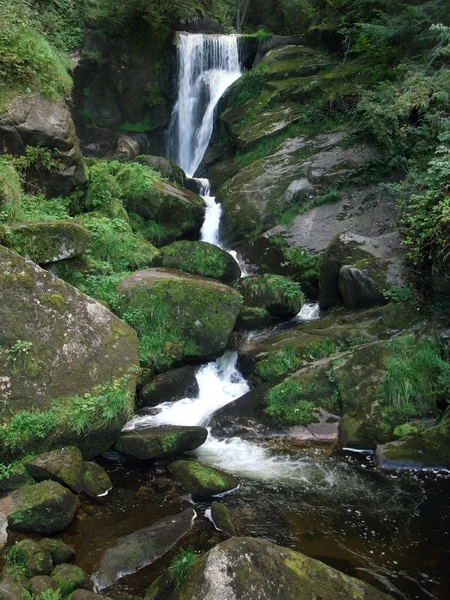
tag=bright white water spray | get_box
[170,34,241,177]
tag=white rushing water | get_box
[169,33,241,177]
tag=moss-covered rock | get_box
[138,365,198,408]
[117,268,242,362]
[234,274,303,318]
[146,537,392,600]
[25,447,84,493]
[114,426,208,460]
[169,460,239,498]
[0,245,139,461]
[70,591,113,600]
[8,481,80,533]
[28,576,57,598]
[1,222,90,265]
[0,463,34,492]
[210,501,235,536]
[39,539,75,565]
[50,564,92,597]
[135,156,186,187]
[0,579,31,600]
[157,241,241,284]
[235,306,273,330]
[81,462,112,498]
[375,417,450,470]
[319,232,406,310]
[5,540,53,578]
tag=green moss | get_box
[0,158,22,222]
[234,274,304,317]
[39,293,66,311]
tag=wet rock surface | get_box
[169,460,239,498]
[138,366,199,408]
[114,426,208,460]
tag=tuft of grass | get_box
[264,378,316,426]
[254,346,302,382]
[168,547,199,589]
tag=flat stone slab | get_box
[93,508,196,590]
[286,409,340,444]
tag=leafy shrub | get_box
[0,157,22,222]
[264,378,316,425]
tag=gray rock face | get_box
[146,537,393,600]
[0,246,139,459]
[319,232,406,310]
[93,509,197,591]
[0,94,86,196]
[138,365,199,408]
[115,426,208,460]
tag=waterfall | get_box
[169,33,241,177]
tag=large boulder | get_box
[1,222,90,265]
[25,447,84,493]
[7,481,80,533]
[319,232,406,310]
[146,537,392,600]
[169,460,239,498]
[117,268,242,362]
[138,365,198,408]
[157,241,241,284]
[234,274,304,318]
[0,94,86,197]
[114,426,208,460]
[0,246,139,460]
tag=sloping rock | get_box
[138,366,198,408]
[25,447,84,493]
[146,537,392,600]
[217,132,378,243]
[0,94,86,196]
[93,509,196,591]
[0,246,139,459]
[115,426,208,460]
[81,462,112,498]
[157,241,241,284]
[117,268,242,361]
[7,481,79,533]
[1,222,90,265]
[169,460,239,498]
[39,538,75,564]
[319,232,406,310]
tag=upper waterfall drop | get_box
[169,33,241,177]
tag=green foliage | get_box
[0,371,134,459]
[168,547,200,589]
[381,335,450,428]
[254,345,302,381]
[120,118,153,133]
[4,542,28,576]
[159,241,230,280]
[264,377,316,425]
[0,157,22,222]
[0,0,72,110]
[383,285,417,304]
[393,422,428,440]
[32,0,84,52]
[18,193,71,222]
[235,274,304,312]
[226,64,269,109]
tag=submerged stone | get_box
[25,447,84,493]
[114,426,208,460]
[210,501,235,536]
[169,460,239,498]
[146,536,392,600]
[81,462,112,498]
[93,509,196,591]
[8,481,79,533]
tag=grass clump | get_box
[254,345,302,382]
[168,547,199,589]
[0,157,22,222]
[158,241,232,281]
[264,378,317,426]
[234,274,304,315]
[0,0,72,111]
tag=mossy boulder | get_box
[157,241,241,284]
[0,580,31,600]
[114,426,208,460]
[375,417,450,470]
[25,447,84,493]
[0,94,86,197]
[39,539,75,565]
[319,232,406,310]
[0,463,34,492]
[138,365,198,408]
[8,481,80,533]
[135,156,186,187]
[234,274,303,318]
[146,537,392,600]
[1,222,90,265]
[169,460,239,498]
[117,268,242,361]
[50,564,92,597]
[6,540,53,578]
[210,501,235,536]
[81,462,112,498]
[235,306,273,330]
[0,245,139,460]
[29,576,58,598]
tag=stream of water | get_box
[120,32,450,599]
